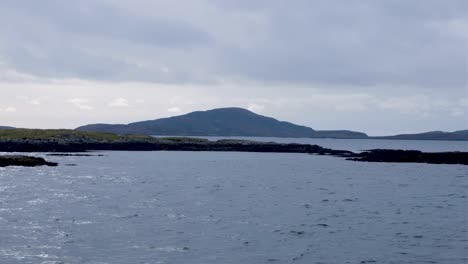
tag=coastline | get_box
[1,129,467,166]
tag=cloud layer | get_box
[0,0,466,134]
[1,0,467,88]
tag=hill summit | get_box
[76,107,367,138]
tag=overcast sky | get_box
[0,0,467,135]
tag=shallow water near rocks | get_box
[0,139,467,263]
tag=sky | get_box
[0,0,467,135]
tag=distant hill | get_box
[375,130,468,141]
[76,107,367,139]
[0,126,14,130]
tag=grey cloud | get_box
[213,0,468,88]
[0,0,215,82]
[2,0,211,47]
[0,0,466,91]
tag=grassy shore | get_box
[0,129,149,141]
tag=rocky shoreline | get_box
[0,155,58,167]
[0,129,466,166]
[0,141,467,166]
[347,149,468,165]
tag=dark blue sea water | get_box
[1,139,467,263]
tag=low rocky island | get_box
[0,129,466,166]
[348,149,468,165]
[0,155,58,167]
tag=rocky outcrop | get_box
[347,149,468,165]
[0,138,336,154]
[0,155,58,167]
[0,129,467,166]
[46,153,103,157]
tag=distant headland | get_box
[74,107,468,141]
[76,107,366,139]
[3,108,466,140]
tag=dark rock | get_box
[290,230,305,235]
[347,149,468,165]
[0,155,58,167]
[46,153,103,157]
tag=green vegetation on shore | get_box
[0,129,152,142]
[0,128,334,154]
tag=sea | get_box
[0,138,467,264]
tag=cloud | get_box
[0,0,466,90]
[0,68,38,82]
[5,107,17,112]
[28,98,41,105]
[247,103,265,113]
[0,1,466,134]
[1,106,17,113]
[167,106,181,113]
[109,97,130,107]
[0,79,466,134]
[69,98,93,110]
